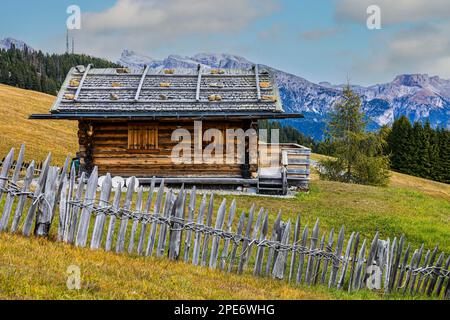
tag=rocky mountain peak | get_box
[392,74,431,87]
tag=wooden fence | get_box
[0,145,449,299]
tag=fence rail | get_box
[0,144,449,299]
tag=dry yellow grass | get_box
[0,233,343,300]
[0,84,77,164]
[390,171,450,201]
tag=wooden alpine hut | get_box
[30,64,310,194]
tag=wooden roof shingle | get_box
[49,64,285,116]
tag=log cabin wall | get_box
[77,119,258,178]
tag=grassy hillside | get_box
[0,85,449,300]
[1,233,380,300]
[0,84,77,164]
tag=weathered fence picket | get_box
[11,161,34,233]
[22,158,48,236]
[157,189,174,257]
[0,144,24,231]
[245,207,263,270]
[51,156,70,226]
[427,252,444,296]
[219,199,236,271]
[91,174,112,249]
[0,145,449,300]
[436,255,450,297]
[363,231,379,289]
[389,235,404,292]
[288,215,301,282]
[75,167,98,247]
[237,205,255,274]
[320,228,334,285]
[422,246,439,294]
[353,239,366,291]
[328,226,344,288]
[168,189,186,260]
[57,175,69,241]
[272,220,291,279]
[35,166,59,237]
[146,179,164,256]
[397,243,410,290]
[347,232,360,292]
[105,183,122,251]
[415,248,431,295]
[266,211,281,277]
[200,194,214,267]
[137,178,155,255]
[128,185,143,253]
[116,176,135,253]
[305,219,319,285]
[403,249,419,294]
[295,224,308,284]
[183,187,196,263]
[61,163,75,242]
[409,244,424,294]
[192,194,207,266]
[209,198,226,269]
[337,231,355,290]
[254,212,269,276]
[228,211,245,273]
[312,233,325,285]
[67,172,86,244]
[0,148,14,203]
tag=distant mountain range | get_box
[2,37,449,140]
[0,37,33,51]
[119,50,450,140]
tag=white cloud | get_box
[333,0,450,83]
[351,23,450,83]
[383,23,450,76]
[76,0,277,58]
[299,27,340,41]
[336,0,450,25]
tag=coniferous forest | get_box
[385,116,450,184]
[259,120,319,150]
[0,45,120,96]
[264,115,450,185]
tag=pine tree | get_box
[386,116,412,172]
[320,86,390,186]
[426,121,440,181]
[437,129,450,183]
[410,121,425,177]
[326,86,366,180]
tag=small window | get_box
[128,123,158,150]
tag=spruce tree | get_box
[386,116,412,172]
[438,129,450,183]
[319,86,390,186]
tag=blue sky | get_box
[1,0,449,85]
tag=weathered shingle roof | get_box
[49,64,284,116]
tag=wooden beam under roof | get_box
[134,65,150,101]
[30,112,304,120]
[59,99,275,104]
[74,64,92,101]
